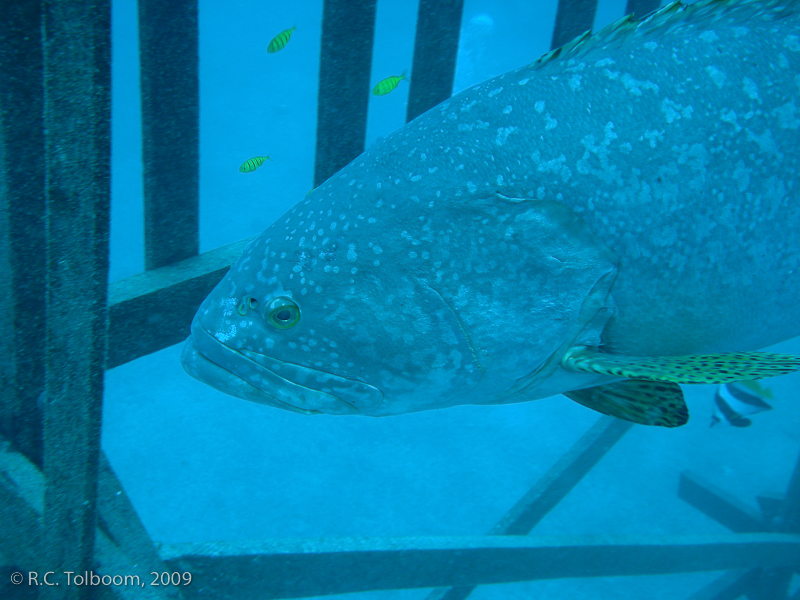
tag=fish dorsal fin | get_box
[527,0,799,74]
[564,380,687,427]
[562,347,800,384]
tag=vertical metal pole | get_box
[551,0,598,50]
[406,0,465,123]
[41,0,111,597]
[625,0,663,19]
[139,0,199,270]
[314,0,377,187]
[755,451,800,600]
[0,3,47,469]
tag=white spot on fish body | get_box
[488,87,503,97]
[545,114,557,130]
[467,181,477,193]
[347,245,357,261]
[743,77,760,101]
[644,41,657,51]
[643,129,663,147]
[411,174,422,181]
[621,73,658,96]
[517,77,530,85]
[721,109,742,132]
[534,100,545,113]
[594,58,614,67]
[569,75,582,91]
[495,126,517,146]
[784,35,800,52]
[699,30,719,43]
[603,68,619,81]
[503,105,512,114]
[775,100,800,129]
[705,66,726,88]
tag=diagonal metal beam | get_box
[161,533,800,600]
[493,416,633,535]
[0,440,180,599]
[679,471,766,533]
[425,416,632,600]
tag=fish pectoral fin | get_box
[564,380,688,427]
[562,346,800,384]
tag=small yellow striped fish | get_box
[239,156,270,173]
[372,72,407,96]
[267,27,296,53]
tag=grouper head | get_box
[181,132,622,416]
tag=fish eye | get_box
[264,297,300,330]
[236,296,259,316]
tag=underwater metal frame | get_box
[1,0,800,599]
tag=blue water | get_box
[103,1,800,598]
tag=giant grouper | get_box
[181,0,800,426]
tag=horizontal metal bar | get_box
[161,533,800,600]
[679,471,766,533]
[106,237,254,369]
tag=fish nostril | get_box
[236,296,260,316]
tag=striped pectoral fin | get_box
[562,347,800,384]
[564,380,688,427]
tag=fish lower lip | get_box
[183,325,383,415]
[238,349,384,414]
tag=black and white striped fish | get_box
[711,381,773,428]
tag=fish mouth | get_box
[181,322,384,415]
